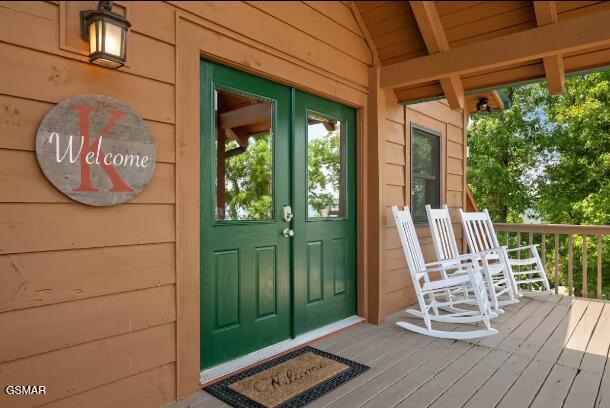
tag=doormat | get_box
[203,346,369,408]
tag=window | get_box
[411,126,441,223]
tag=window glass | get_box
[307,112,345,218]
[411,127,440,222]
[215,88,273,221]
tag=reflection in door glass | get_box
[215,88,273,221]
[307,112,344,218]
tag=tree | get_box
[467,86,547,222]
[536,71,610,225]
[467,70,610,297]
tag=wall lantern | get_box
[476,97,493,113]
[80,1,130,68]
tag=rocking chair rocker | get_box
[392,206,498,339]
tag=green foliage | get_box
[223,135,273,220]
[221,127,342,220]
[468,86,548,222]
[307,128,341,217]
[468,70,610,298]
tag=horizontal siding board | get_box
[383,226,401,250]
[0,42,174,124]
[0,149,175,204]
[0,3,175,84]
[447,173,464,191]
[0,94,175,163]
[304,1,365,36]
[127,1,177,45]
[447,124,463,143]
[41,363,176,408]
[170,1,368,87]
[181,19,366,106]
[0,203,175,254]
[246,1,371,64]
[384,247,407,272]
[385,90,405,123]
[383,265,410,292]
[0,285,176,362]
[383,141,405,165]
[384,163,405,186]
[384,120,405,144]
[0,243,175,313]
[447,157,464,175]
[408,102,463,129]
[0,323,176,408]
[383,185,404,207]
[447,140,464,159]
[383,285,414,315]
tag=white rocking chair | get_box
[426,205,518,313]
[459,209,552,296]
[392,206,498,339]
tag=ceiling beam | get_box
[380,9,610,89]
[410,1,464,110]
[218,102,271,130]
[534,1,564,95]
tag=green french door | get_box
[292,91,357,335]
[201,60,356,369]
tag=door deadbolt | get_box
[282,205,294,222]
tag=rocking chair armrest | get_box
[505,244,539,253]
[419,260,479,275]
[425,251,489,267]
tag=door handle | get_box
[282,228,295,238]
[282,205,294,222]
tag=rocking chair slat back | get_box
[460,209,501,253]
[392,206,427,285]
[426,205,461,261]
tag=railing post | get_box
[527,232,534,292]
[554,234,559,294]
[541,233,546,271]
[598,235,603,299]
[582,235,588,298]
[568,234,574,296]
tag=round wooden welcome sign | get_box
[36,94,156,206]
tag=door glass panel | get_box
[307,111,344,218]
[215,88,274,221]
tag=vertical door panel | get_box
[306,241,324,304]
[255,246,277,319]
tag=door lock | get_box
[282,228,295,238]
[282,205,294,222]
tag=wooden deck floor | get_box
[171,294,610,408]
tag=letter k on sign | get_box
[72,105,133,193]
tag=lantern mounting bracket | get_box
[79,1,127,41]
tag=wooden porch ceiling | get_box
[355,1,610,109]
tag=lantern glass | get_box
[104,22,123,57]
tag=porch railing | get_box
[494,223,610,300]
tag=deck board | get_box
[169,295,610,408]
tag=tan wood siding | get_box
[0,1,372,406]
[380,98,466,317]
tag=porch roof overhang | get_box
[354,1,610,110]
